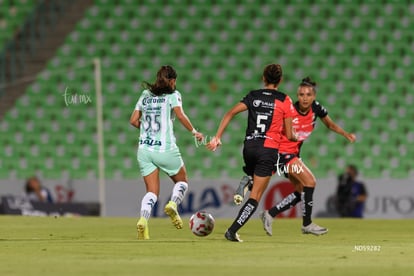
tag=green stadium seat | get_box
[1,1,413,179]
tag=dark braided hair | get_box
[143,65,177,96]
[263,64,283,85]
[299,76,317,93]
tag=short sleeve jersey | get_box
[241,89,295,149]
[279,100,328,154]
[135,89,182,152]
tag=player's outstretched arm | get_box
[320,115,356,143]
[129,109,142,129]
[207,102,247,151]
[173,106,204,141]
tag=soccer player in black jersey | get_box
[259,77,355,236]
[207,64,297,242]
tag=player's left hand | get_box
[206,136,222,151]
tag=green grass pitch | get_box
[0,216,413,276]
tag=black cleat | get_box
[224,230,243,242]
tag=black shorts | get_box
[275,153,299,178]
[242,140,278,177]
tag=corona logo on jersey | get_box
[142,97,166,105]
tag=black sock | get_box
[302,187,314,227]
[268,191,301,217]
[229,198,258,233]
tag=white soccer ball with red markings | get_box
[189,211,215,237]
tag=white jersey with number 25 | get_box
[135,89,182,152]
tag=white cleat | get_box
[259,210,273,236]
[234,175,253,205]
[302,223,328,236]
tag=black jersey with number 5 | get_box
[240,89,295,149]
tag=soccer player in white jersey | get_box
[130,65,203,240]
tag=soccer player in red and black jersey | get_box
[258,77,356,236]
[207,64,297,242]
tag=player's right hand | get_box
[193,131,204,142]
[346,133,356,143]
[292,127,299,142]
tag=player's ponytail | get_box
[143,65,177,96]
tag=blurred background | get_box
[0,0,413,218]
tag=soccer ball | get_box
[189,211,215,237]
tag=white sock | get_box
[140,192,157,220]
[171,181,188,205]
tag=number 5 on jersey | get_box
[256,115,268,133]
